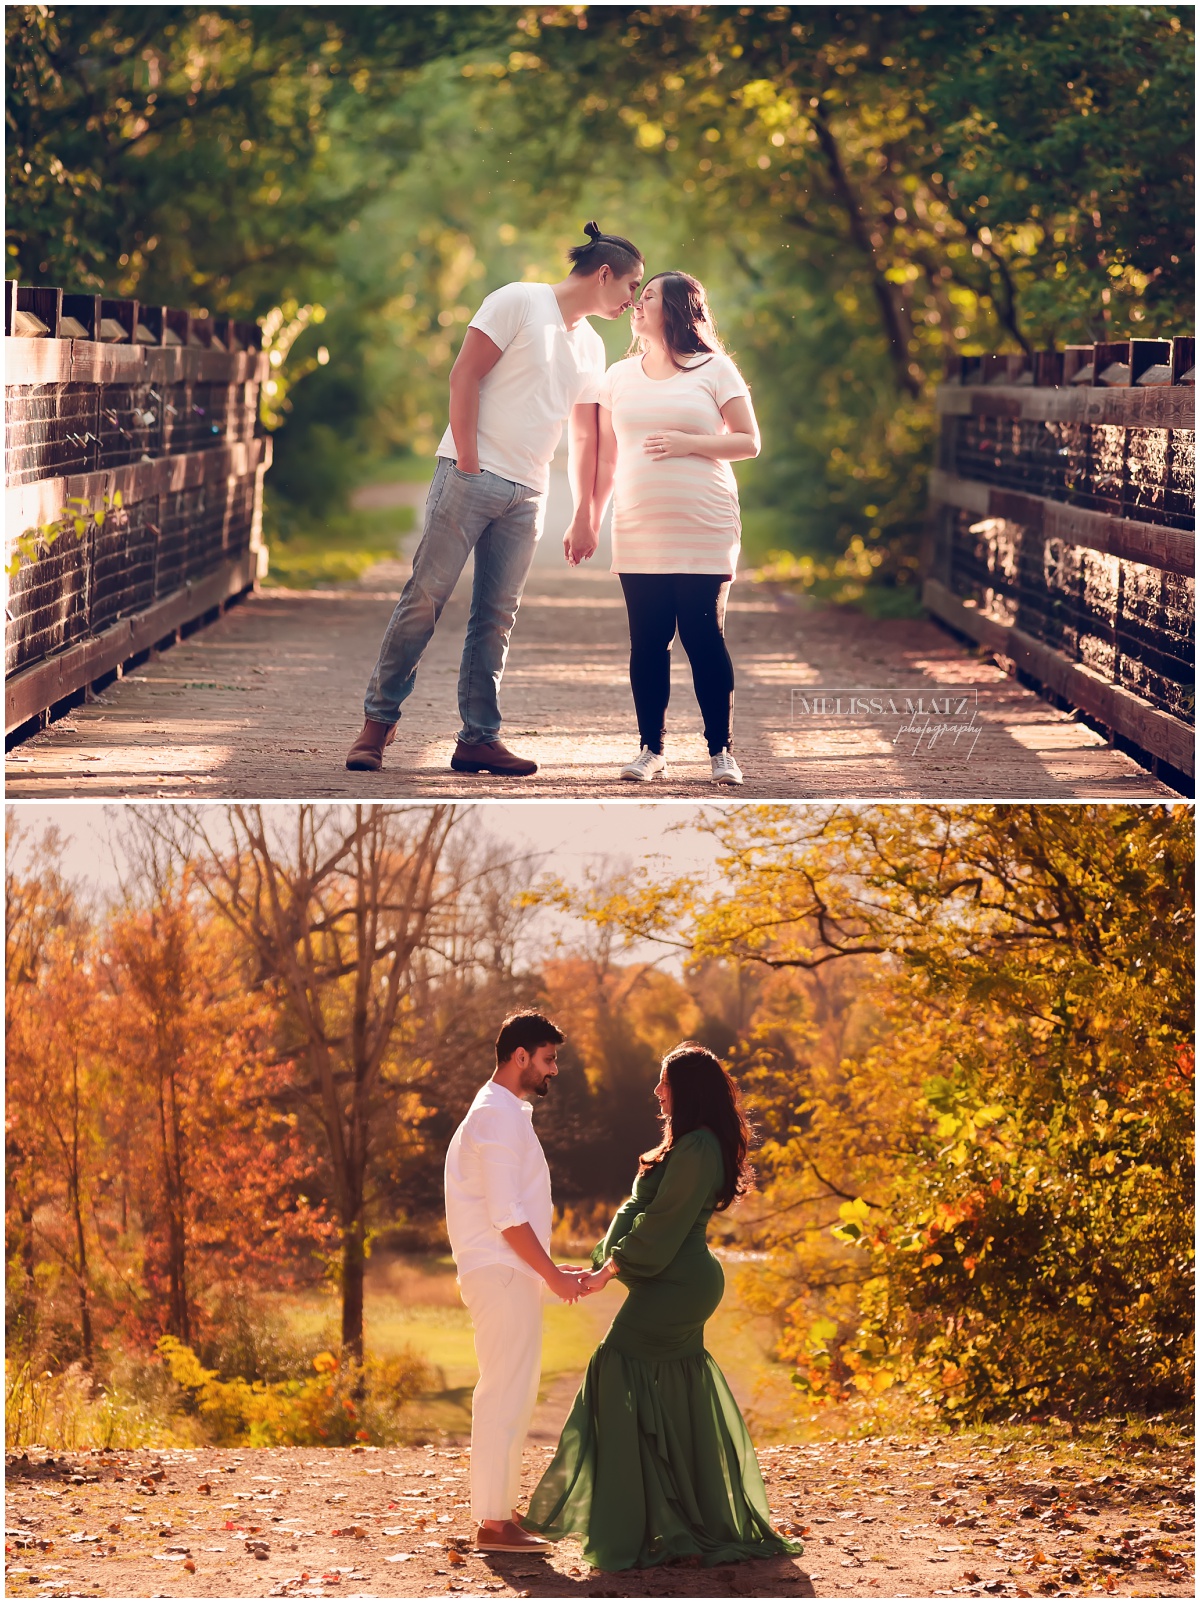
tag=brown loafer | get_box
[450,738,537,776]
[346,718,397,772]
[474,1519,550,1552]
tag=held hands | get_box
[549,1266,589,1304]
[549,1262,615,1302]
[563,516,599,567]
[578,1260,616,1298]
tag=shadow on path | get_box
[5,464,1179,800]
[478,1548,814,1597]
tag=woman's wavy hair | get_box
[628,270,726,371]
[639,1042,753,1211]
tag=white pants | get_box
[458,1264,543,1523]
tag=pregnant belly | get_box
[608,1245,725,1361]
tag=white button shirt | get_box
[444,1080,553,1282]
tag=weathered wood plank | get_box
[5,336,268,387]
[929,468,989,515]
[937,382,1194,429]
[6,437,272,536]
[923,577,1194,775]
[929,471,1194,576]
[5,549,260,733]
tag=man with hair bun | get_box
[347,223,643,777]
[444,1009,586,1552]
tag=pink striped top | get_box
[598,352,751,575]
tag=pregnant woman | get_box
[593,273,761,786]
[523,1044,799,1573]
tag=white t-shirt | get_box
[436,281,607,494]
[444,1080,553,1283]
[598,351,752,575]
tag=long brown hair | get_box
[639,1042,753,1211]
[628,270,726,371]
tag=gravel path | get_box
[5,1434,1192,1599]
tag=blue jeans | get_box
[363,460,545,743]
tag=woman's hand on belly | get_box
[642,429,704,461]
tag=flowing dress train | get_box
[524,1127,800,1571]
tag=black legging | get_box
[618,573,735,756]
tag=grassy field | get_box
[262,501,416,589]
[263,455,436,589]
[269,1250,801,1444]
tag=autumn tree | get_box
[568,804,1195,1417]
[5,821,105,1367]
[6,926,101,1366]
[169,804,470,1361]
[101,824,334,1348]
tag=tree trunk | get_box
[68,1051,93,1369]
[156,1062,190,1345]
[811,100,922,398]
[166,1201,190,1345]
[20,1194,36,1297]
[10,1181,39,1345]
[341,1214,366,1362]
[68,1177,93,1370]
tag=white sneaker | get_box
[711,748,743,786]
[620,746,668,782]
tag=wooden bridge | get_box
[4,284,1192,800]
[924,337,1193,789]
[4,279,268,739]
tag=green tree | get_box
[566,804,1195,1417]
[5,6,505,303]
[487,5,1193,586]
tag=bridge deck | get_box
[5,560,1178,801]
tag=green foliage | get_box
[5,491,124,578]
[9,7,1190,587]
[858,1044,1195,1420]
[568,804,1195,1421]
[157,1335,432,1447]
[263,488,415,588]
[481,6,1192,584]
[5,6,505,302]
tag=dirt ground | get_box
[5,1435,1193,1601]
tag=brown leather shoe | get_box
[345,718,397,772]
[450,738,537,776]
[474,1520,550,1553]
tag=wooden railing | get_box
[4,280,271,736]
[923,337,1194,786]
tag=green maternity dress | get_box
[524,1127,800,1572]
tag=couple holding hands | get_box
[444,1010,798,1573]
[347,222,760,787]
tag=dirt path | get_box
[5,1435,1192,1600]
